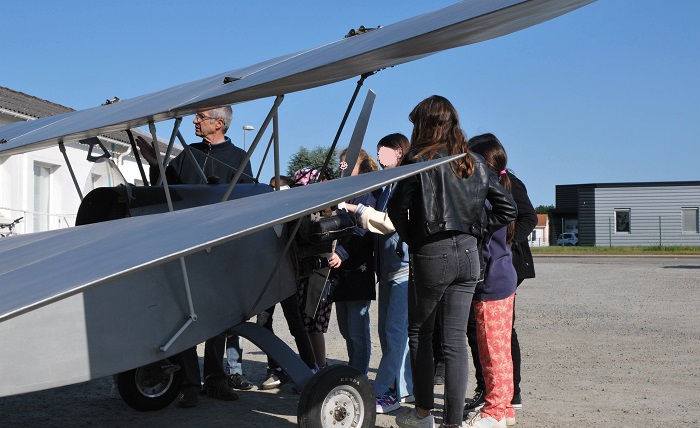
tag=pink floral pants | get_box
[473,293,516,421]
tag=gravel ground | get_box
[1,256,698,427]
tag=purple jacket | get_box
[474,224,517,302]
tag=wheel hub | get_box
[134,362,174,398]
[322,388,363,427]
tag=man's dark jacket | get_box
[150,138,253,185]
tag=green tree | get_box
[535,204,555,214]
[287,146,338,178]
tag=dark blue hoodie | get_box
[474,217,517,302]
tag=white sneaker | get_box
[396,408,435,428]
[401,394,415,403]
[464,411,506,428]
[260,369,288,390]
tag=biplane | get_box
[0,1,595,426]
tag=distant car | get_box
[557,232,579,246]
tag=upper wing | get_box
[0,0,594,156]
[0,155,458,323]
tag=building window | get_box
[33,164,52,232]
[615,209,631,233]
[681,208,699,233]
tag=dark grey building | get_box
[550,181,700,247]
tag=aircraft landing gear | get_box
[116,355,184,411]
[297,365,376,428]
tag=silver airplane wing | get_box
[0,155,459,323]
[0,0,595,156]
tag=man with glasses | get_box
[136,105,254,408]
[138,106,253,185]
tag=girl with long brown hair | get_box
[388,96,516,428]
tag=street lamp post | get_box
[242,125,254,150]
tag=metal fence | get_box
[0,207,76,236]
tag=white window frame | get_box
[33,163,53,232]
[681,207,699,234]
[614,208,631,234]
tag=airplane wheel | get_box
[297,364,376,428]
[116,355,184,411]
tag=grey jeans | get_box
[407,233,479,425]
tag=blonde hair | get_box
[340,148,379,174]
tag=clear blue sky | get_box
[2,0,698,206]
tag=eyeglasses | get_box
[194,113,220,122]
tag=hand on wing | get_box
[135,136,158,165]
[345,203,358,213]
[328,252,342,269]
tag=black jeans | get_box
[180,333,227,392]
[257,293,317,371]
[408,233,479,425]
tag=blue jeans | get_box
[408,233,479,425]
[374,278,413,399]
[225,335,244,375]
[335,300,372,375]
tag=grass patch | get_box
[531,246,700,255]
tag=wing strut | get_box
[162,118,183,178]
[221,95,284,202]
[148,121,200,352]
[248,88,376,321]
[58,142,84,201]
[125,130,149,186]
[340,89,376,178]
[153,118,184,186]
[318,72,375,181]
[244,217,304,321]
[273,97,282,189]
[254,134,275,183]
[176,131,209,184]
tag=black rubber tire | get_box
[116,355,184,411]
[297,364,376,428]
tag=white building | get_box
[0,87,170,234]
[529,213,550,247]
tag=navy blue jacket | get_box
[475,204,517,302]
[331,190,380,302]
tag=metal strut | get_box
[58,142,84,201]
[318,71,375,181]
[125,130,149,186]
[176,131,209,184]
[148,121,198,352]
[154,118,183,186]
[255,134,275,183]
[245,217,305,320]
[221,95,284,202]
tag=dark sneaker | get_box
[177,388,199,408]
[261,369,289,390]
[463,388,486,415]
[433,362,445,385]
[511,392,522,410]
[205,380,239,401]
[227,373,253,390]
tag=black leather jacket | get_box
[387,151,517,248]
